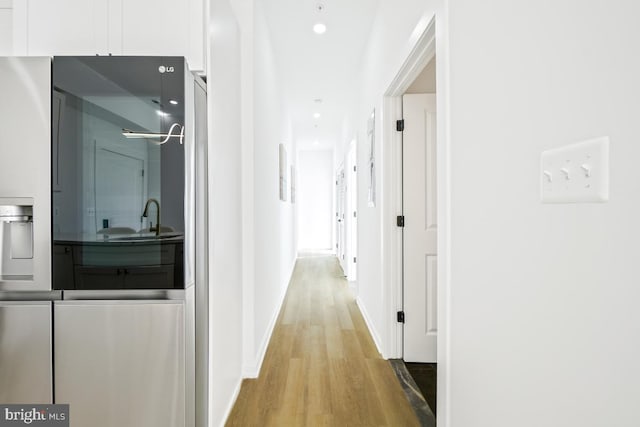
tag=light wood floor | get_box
[226,255,419,426]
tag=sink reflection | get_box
[105,232,183,242]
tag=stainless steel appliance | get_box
[0,56,208,427]
[54,293,186,427]
[0,57,54,405]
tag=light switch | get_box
[541,137,609,203]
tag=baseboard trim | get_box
[242,256,297,378]
[356,296,384,356]
[218,378,243,427]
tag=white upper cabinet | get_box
[0,0,13,55]
[12,0,205,72]
[14,0,108,56]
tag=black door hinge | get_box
[397,311,405,323]
[353,165,357,172]
[353,257,356,263]
[353,211,357,218]
[397,215,405,227]
[396,119,404,132]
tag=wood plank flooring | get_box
[226,255,419,426]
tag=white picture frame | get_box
[367,109,376,207]
[279,144,288,201]
[290,164,296,204]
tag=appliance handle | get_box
[63,289,185,301]
[0,291,62,301]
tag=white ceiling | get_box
[262,0,378,151]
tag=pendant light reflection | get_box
[122,123,185,145]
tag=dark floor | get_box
[405,363,437,417]
[389,360,435,427]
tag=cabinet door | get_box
[119,0,187,57]
[74,266,122,290]
[0,302,52,404]
[17,0,109,55]
[124,265,175,289]
[0,1,12,55]
[13,0,204,70]
[110,0,203,71]
[54,300,185,427]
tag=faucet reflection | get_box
[142,198,161,236]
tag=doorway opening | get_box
[381,15,447,424]
[401,55,438,419]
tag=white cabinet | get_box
[16,0,108,55]
[0,0,13,55]
[120,0,185,56]
[12,0,205,72]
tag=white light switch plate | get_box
[541,137,609,203]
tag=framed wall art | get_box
[290,164,296,204]
[279,143,288,201]
[367,109,376,207]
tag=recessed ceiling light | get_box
[313,23,327,34]
[314,113,321,119]
[169,99,179,105]
[156,110,168,117]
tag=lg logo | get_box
[158,65,175,73]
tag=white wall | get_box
[297,149,334,250]
[234,0,297,380]
[207,0,243,425]
[446,1,640,426]
[250,0,296,373]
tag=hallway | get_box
[226,255,419,426]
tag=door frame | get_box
[335,164,346,268]
[346,139,358,283]
[382,16,436,359]
[380,13,451,421]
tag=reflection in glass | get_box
[52,57,185,290]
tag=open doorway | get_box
[381,17,441,423]
[297,149,334,252]
[346,140,358,284]
[401,55,438,417]
[336,139,358,293]
[336,165,346,265]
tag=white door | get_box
[336,168,346,265]
[95,147,145,232]
[403,93,437,362]
[347,142,358,281]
